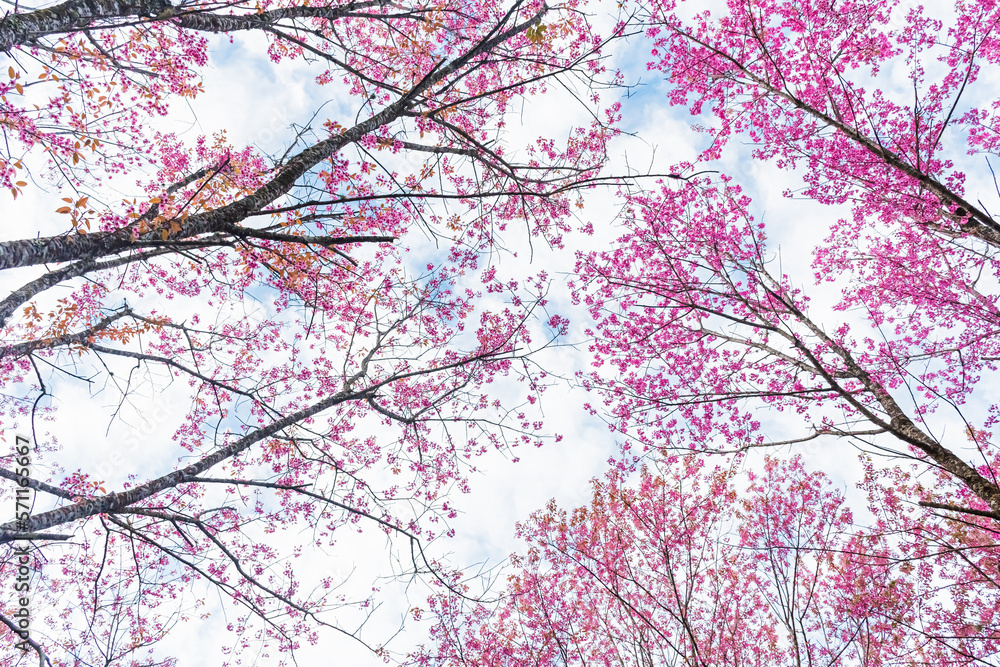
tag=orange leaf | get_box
[56,206,71,214]
[7,67,13,79]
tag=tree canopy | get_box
[3,0,1000,664]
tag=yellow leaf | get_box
[526,24,548,44]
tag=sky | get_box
[3,0,1000,664]
[121,19,836,663]
[0,8,653,664]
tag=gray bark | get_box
[0,0,392,52]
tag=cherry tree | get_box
[416,0,1000,663]
[421,456,1000,665]
[0,0,621,663]
[581,0,1000,508]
